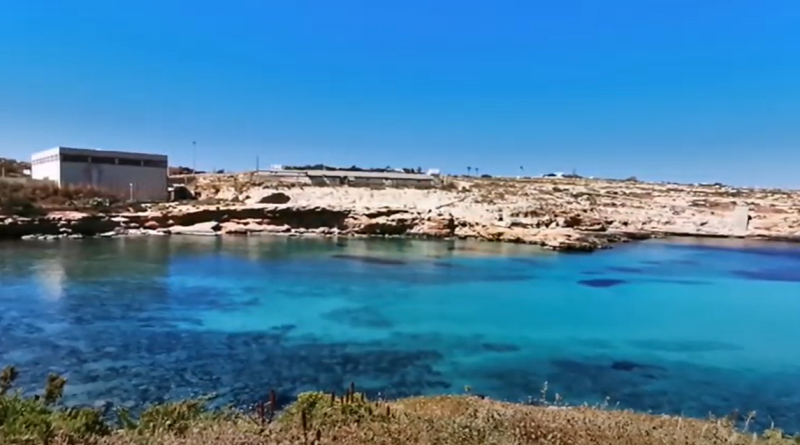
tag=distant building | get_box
[305,170,438,188]
[31,146,168,202]
[258,166,441,188]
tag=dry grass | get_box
[0,181,125,216]
[82,396,796,445]
[3,367,799,445]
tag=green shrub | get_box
[279,387,391,430]
[0,392,58,444]
[0,366,108,444]
[134,399,209,435]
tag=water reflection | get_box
[34,255,67,302]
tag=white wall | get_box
[731,205,749,237]
[30,160,62,184]
[60,162,167,202]
[30,147,169,201]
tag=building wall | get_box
[731,205,749,237]
[31,148,62,184]
[394,178,436,188]
[30,147,168,202]
[255,171,313,185]
[30,159,61,184]
[60,162,167,202]
[307,175,435,188]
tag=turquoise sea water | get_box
[1,236,799,431]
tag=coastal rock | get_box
[4,175,800,251]
[409,213,456,238]
[346,212,419,236]
[0,213,119,239]
[169,221,221,236]
[257,192,291,204]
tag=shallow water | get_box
[1,236,799,430]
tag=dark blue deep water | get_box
[1,236,800,431]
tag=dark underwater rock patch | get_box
[1,325,446,415]
[672,258,701,265]
[639,258,700,267]
[6,316,800,434]
[480,342,522,353]
[610,360,667,373]
[432,261,456,268]
[733,247,800,262]
[628,339,743,353]
[577,278,627,288]
[571,338,617,350]
[732,269,800,283]
[480,272,535,283]
[321,306,394,329]
[509,257,544,266]
[331,254,407,266]
[673,244,800,263]
[607,266,647,274]
[653,279,708,285]
[393,345,800,432]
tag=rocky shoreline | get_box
[0,206,638,251]
[3,177,799,251]
[0,202,785,252]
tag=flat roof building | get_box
[304,169,438,188]
[31,146,168,202]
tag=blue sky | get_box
[1,1,799,187]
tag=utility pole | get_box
[256,156,260,172]
[192,141,197,174]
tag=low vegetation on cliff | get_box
[0,181,124,216]
[0,158,31,178]
[1,366,797,445]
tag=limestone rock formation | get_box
[3,175,800,251]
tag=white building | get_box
[31,146,168,202]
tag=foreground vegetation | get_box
[1,367,798,445]
[0,158,31,178]
[0,181,125,216]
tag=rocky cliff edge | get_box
[2,176,799,252]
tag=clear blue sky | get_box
[1,1,799,187]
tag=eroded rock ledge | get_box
[0,203,744,252]
[3,176,799,252]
